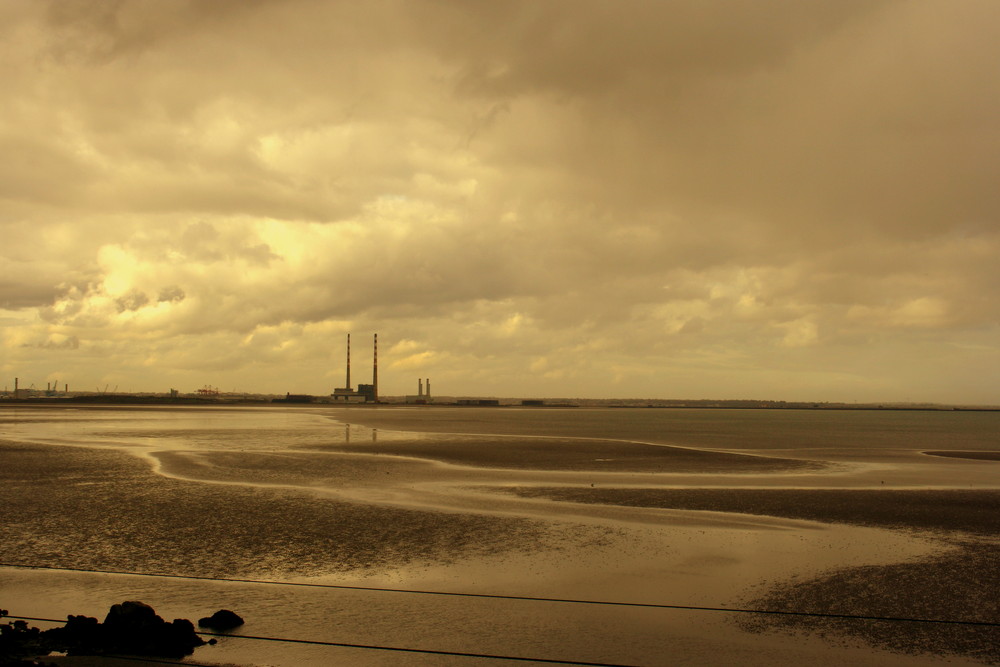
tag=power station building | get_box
[405,378,432,404]
[332,333,379,403]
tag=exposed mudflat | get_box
[0,440,571,580]
[491,486,1000,535]
[3,405,999,666]
[924,450,1000,461]
[737,538,1000,665]
[317,434,823,472]
[480,487,1000,663]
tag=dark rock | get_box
[44,614,104,655]
[197,609,245,631]
[1,610,57,665]
[103,600,159,633]
[42,601,205,659]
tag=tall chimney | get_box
[418,378,423,397]
[426,378,431,398]
[372,333,378,403]
[346,333,351,390]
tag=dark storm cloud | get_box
[426,0,889,95]
[0,282,64,310]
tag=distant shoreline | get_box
[0,396,998,411]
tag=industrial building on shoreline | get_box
[328,333,434,405]
[3,331,544,406]
[332,333,379,403]
[405,378,432,404]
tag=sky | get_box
[2,0,999,404]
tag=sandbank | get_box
[316,435,822,473]
[491,487,1000,535]
[924,450,1000,461]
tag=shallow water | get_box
[1,405,997,665]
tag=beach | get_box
[1,405,998,665]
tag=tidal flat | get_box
[1,405,998,666]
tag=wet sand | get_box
[321,408,1000,664]
[483,486,1000,663]
[737,539,999,664]
[3,406,999,665]
[925,450,1000,461]
[0,440,567,579]
[320,434,823,472]
[491,487,1000,535]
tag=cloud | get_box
[1,0,999,403]
[25,335,80,350]
[779,319,819,348]
[115,289,149,313]
[158,286,185,303]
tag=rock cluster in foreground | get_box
[1,601,244,663]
